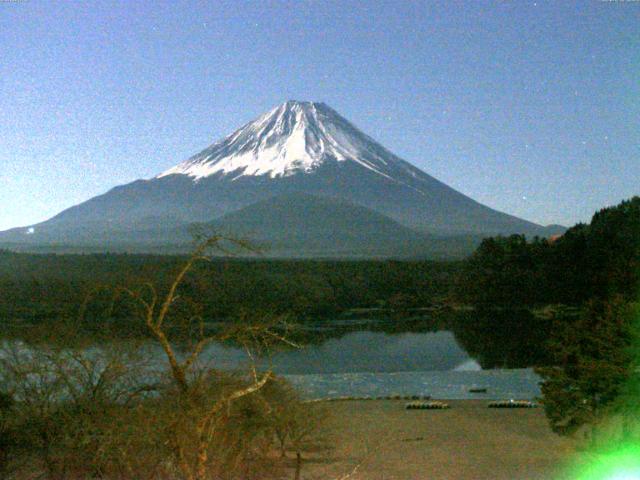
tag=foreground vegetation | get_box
[0,237,329,479]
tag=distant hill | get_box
[209,193,483,258]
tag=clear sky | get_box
[1,0,638,231]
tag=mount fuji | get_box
[0,100,563,257]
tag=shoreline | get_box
[302,399,575,480]
[285,368,542,402]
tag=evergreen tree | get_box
[535,297,638,439]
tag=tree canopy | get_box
[457,196,640,307]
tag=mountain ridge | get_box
[0,100,564,256]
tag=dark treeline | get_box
[0,252,461,333]
[456,196,640,308]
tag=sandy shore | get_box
[300,399,576,480]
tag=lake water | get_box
[201,330,477,374]
[197,327,542,400]
[286,369,541,400]
[2,322,544,400]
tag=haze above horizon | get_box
[1,1,638,231]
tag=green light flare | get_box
[568,445,640,480]
[564,305,640,479]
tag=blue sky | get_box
[1,0,638,230]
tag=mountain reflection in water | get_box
[202,330,473,375]
[203,308,551,374]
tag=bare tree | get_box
[112,235,299,480]
[0,235,334,480]
[0,338,158,479]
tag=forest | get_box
[457,196,640,307]
[0,251,459,335]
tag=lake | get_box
[197,324,543,400]
[201,330,478,374]
[1,319,544,401]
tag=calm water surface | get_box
[197,325,541,400]
[2,321,543,400]
[201,330,478,374]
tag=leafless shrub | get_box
[0,235,331,480]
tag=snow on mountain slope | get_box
[158,100,407,182]
[0,99,561,253]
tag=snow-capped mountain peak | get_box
[158,100,400,181]
[1,100,555,250]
